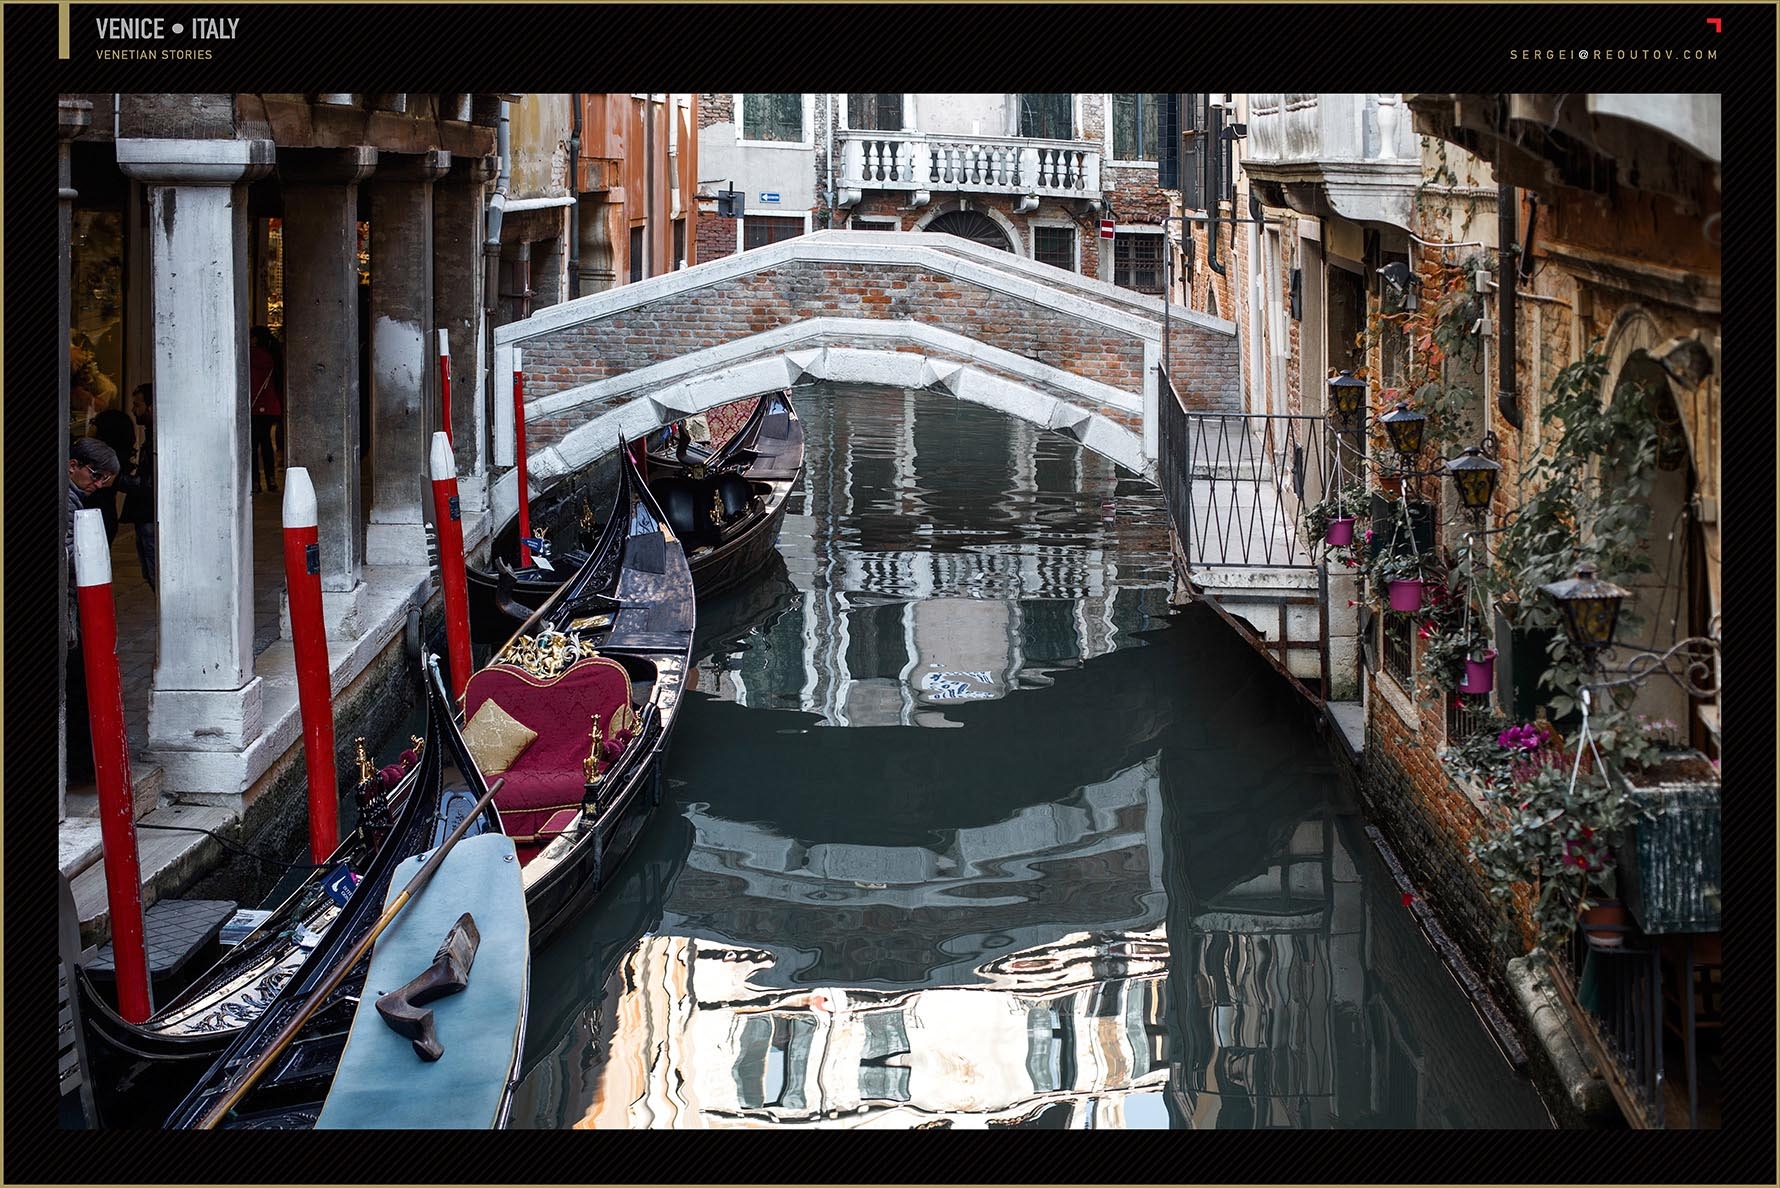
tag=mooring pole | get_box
[72,508,151,1022]
[436,329,453,446]
[429,432,473,700]
[513,347,532,568]
[282,469,339,862]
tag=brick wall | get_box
[516,253,1238,422]
[1359,680,1523,998]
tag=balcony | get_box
[1242,93,1420,230]
[835,130,1102,207]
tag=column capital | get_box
[277,145,378,186]
[58,97,93,141]
[376,149,452,184]
[448,153,499,186]
[117,137,275,186]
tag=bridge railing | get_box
[1157,373,1344,570]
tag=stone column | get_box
[117,137,275,766]
[432,153,492,513]
[59,98,92,822]
[279,147,377,636]
[366,150,450,563]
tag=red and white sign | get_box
[1100,219,1116,239]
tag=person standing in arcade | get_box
[249,326,285,495]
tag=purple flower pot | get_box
[1325,517,1356,546]
[1459,649,1498,694]
[1387,578,1425,612]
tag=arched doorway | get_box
[922,210,1014,252]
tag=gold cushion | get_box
[461,697,537,775]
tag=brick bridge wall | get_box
[524,261,1153,398]
[501,232,1240,457]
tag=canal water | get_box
[507,384,1550,1129]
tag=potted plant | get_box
[1420,617,1496,693]
[1607,719,1721,935]
[1414,576,1498,694]
[1375,549,1427,611]
[1454,718,1642,957]
[1301,481,1368,548]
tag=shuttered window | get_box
[1113,94,1170,161]
[742,94,804,143]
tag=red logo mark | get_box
[1706,17,1722,32]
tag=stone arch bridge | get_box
[487,230,1238,525]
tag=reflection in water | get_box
[511,386,1549,1129]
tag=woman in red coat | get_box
[249,326,285,494]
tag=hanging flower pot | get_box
[1578,900,1632,949]
[1325,517,1356,546]
[1458,649,1498,694]
[1387,578,1425,612]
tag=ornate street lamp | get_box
[1380,401,1427,463]
[1327,370,1368,426]
[1540,563,1630,667]
[1445,445,1502,519]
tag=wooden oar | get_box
[192,776,507,1130]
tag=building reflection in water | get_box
[512,387,1546,1129]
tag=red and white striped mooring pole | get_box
[282,469,339,864]
[430,431,473,702]
[512,347,532,568]
[73,507,152,1022]
[436,329,453,446]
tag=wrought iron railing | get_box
[1552,915,1666,1128]
[1445,691,1494,743]
[1158,385,1341,570]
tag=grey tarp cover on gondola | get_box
[314,832,528,1129]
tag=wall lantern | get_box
[1380,401,1427,461]
[1376,260,1420,312]
[1445,445,1501,516]
[1327,370,1368,425]
[1540,563,1630,664]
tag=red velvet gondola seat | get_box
[462,655,637,843]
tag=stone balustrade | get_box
[838,131,1102,199]
[1246,93,1417,164]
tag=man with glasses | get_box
[66,436,119,782]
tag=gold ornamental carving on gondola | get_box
[494,626,599,680]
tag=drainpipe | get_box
[568,93,581,299]
[1207,103,1226,277]
[643,94,656,279]
[1496,179,1521,429]
[484,99,511,314]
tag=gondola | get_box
[469,440,695,949]
[466,389,803,643]
[74,671,453,1128]
[162,654,522,1129]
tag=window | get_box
[1033,225,1076,272]
[1113,232,1163,294]
[1018,94,1073,140]
[1382,613,1414,684]
[741,93,804,143]
[1113,93,1170,161]
[847,93,903,131]
[629,226,645,282]
[743,215,805,251]
[851,218,899,232]
[673,218,686,270]
[1179,93,1208,210]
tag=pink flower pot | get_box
[1387,578,1425,612]
[1459,649,1498,694]
[1325,517,1356,546]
